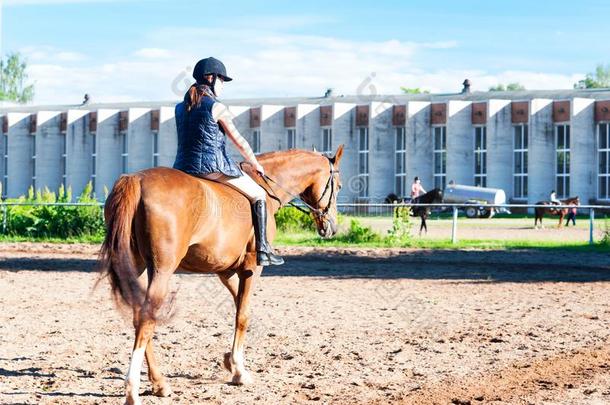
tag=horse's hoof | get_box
[124,397,142,405]
[223,352,233,372]
[231,371,254,385]
[152,381,173,397]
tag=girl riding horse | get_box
[173,57,283,266]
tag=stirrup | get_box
[257,250,284,266]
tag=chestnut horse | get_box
[99,146,343,405]
[534,196,580,228]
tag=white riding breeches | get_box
[199,172,267,202]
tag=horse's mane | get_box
[256,149,323,164]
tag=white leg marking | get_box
[126,347,146,401]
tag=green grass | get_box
[274,229,610,252]
[0,234,104,244]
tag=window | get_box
[252,129,261,154]
[152,131,159,167]
[120,132,128,174]
[556,124,570,198]
[474,126,487,187]
[321,128,332,153]
[286,128,296,149]
[513,124,528,199]
[358,127,369,197]
[433,126,446,190]
[60,133,67,185]
[31,134,36,190]
[2,133,7,196]
[395,127,406,197]
[91,133,97,190]
[598,123,610,200]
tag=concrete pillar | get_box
[331,103,356,202]
[260,105,284,153]
[297,104,318,152]
[126,108,153,172]
[65,109,92,197]
[369,101,393,201]
[486,100,512,193]
[571,98,596,203]
[34,111,63,193]
[529,99,553,204]
[446,101,472,186]
[405,101,432,193]
[95,109,121,197]
[225,105,250,161]
[157,106,177,167]
[6,113,33,197]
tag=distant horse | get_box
[410,188,443,235]
[98,147,343,405]
[534,196,580,228]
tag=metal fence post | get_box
[451,206,458,244]
[589,208,595,245]
[1,204,6,234]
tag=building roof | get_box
[2,89,610,113]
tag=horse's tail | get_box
[98,174,143,308]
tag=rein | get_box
[243,158,338,217]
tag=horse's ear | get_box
[312,145,318,152]
[331,144,344,165]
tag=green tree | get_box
[400,87,430,94]
[574,64,610,89]
[489,82,526,92]
[0,52,35,103]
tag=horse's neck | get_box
[260,153,317,209]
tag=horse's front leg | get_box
[228,265,261,385]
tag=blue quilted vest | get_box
[173,96,243,177]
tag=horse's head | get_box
[301,145,344,238]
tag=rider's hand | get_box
[254,162,265,176]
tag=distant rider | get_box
[411,176,426,199]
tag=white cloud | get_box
[20,46,86,63]
[133,48,172,59]
[20,26,583,105]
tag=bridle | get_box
[252,157,339,219]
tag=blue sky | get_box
[3,0,610,104]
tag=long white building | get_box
[1,89,610,205]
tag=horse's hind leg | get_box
[217,270,240,373]
[228,266,261,385]
[125,269,173,405]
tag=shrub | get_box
[386,205,413,245]
[338,219,382,244]
[274,206,315,232]
[2,182,104,238]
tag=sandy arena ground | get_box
[1,243,610,404]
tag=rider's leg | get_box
[202,173,284,266]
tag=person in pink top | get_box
[411,176,426,199]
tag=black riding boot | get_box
[252,200,284,266]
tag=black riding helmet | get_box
[193,57,232,96]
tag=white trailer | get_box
[443,184,508,218]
